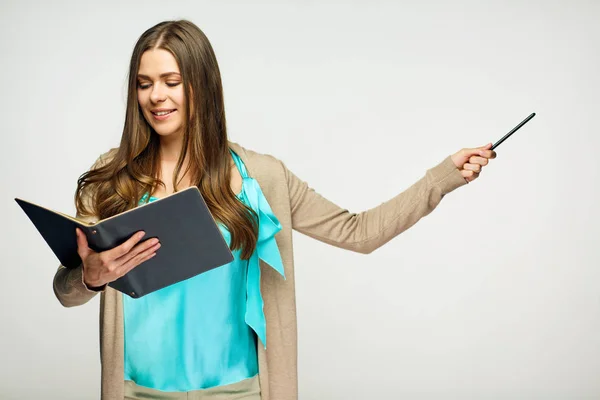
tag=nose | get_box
[150,83,166,103]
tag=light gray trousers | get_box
[124,375,260,400]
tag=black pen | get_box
[491,112,536,151]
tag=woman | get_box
[53,20,496,400]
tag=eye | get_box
[166,82,181,87]
[137,82,151,89]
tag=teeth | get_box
[154,110,173,116]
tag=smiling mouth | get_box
[152,110,176,116]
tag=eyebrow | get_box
[137,72,181,79]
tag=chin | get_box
[153,128,183,138]
[145,116,183,139]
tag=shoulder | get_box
[228,141,286,174]
[228,142,293,201]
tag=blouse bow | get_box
[242,176,285,349]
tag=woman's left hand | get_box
[451,143,497,183]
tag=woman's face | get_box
[137,49,186,140]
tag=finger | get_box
[468,143,492,155]
[461,169,479,182]
[460,147,484,159]
[104,231,146,261]
[76,228,91,259]
[478,149,497,159]
[115,239,160,267]
[115,244,159,278]
[468,156,488,166]
[98,236,157,277]
[463,163,481,173]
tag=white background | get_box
[1,0,599,399]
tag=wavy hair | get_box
[75,20,258,259]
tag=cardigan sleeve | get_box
[53,152,112,307]
[284,155,467,254]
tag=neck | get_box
[158,131,185,163]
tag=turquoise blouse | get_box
[122,150,285,392]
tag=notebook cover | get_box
[16,187,234,298]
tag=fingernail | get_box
[150,238,159,245]
[138,231,146,238]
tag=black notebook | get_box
[15,186,234,298]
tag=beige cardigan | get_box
[53,141,467,399]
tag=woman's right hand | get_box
[75,228,161,289]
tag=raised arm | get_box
[285,155,469,254]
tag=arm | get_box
[53,217,105,308]
[53,148,161,307]
[285,155,468,254]
[53,154,106,307]
[53,260,103,308]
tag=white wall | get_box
[1,0,599,398]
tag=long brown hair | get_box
[76,20,258,259]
